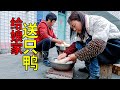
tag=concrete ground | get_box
[0,47,120,79]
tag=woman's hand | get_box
[57,39,64,44]
[57,53,67,60]
[55,57,70,64]
[52,38,64,44]
[68,54,77,63]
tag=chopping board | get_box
[46,68,74,79]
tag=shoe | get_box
[43,59,51,67]
[78,67,89,73]
[42,51,51,67]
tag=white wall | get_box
[65,11,71,44]
[51,11,58,37]
[0,11,37,52]
[26,11,37,23]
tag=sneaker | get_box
[43,59,51,67]
[78,67,89,73]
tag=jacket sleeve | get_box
[74,17,111,61]
[74,39,107,61]
[52,31,57,39]
[92,16,110,42]
[64,42,77,55]
[38,23,51,40]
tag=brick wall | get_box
[51,11,58,37]
[0,11,37,53]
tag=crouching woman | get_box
[57,11,120,79]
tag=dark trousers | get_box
[34,38,58,59]
[34,38,55,52]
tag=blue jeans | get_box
[75,38,100,79]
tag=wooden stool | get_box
[112,64,120,76]
[37,52,43,61]
[100,64,113,79]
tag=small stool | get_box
[112,64,120,76]
[29,51,43,62]
[100,64,113,79]
[37,52,43,62]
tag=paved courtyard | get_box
[0,47,120,79]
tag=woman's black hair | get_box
[68,11,86,41]
[46,13,57,22]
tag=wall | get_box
[51,11,58,37]
[0,11,37,53]
[65,11,71,44]
[51,11,71,44]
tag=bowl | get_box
[49,57,75,71]
[55,43,70,51]
[56,45,66,51]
